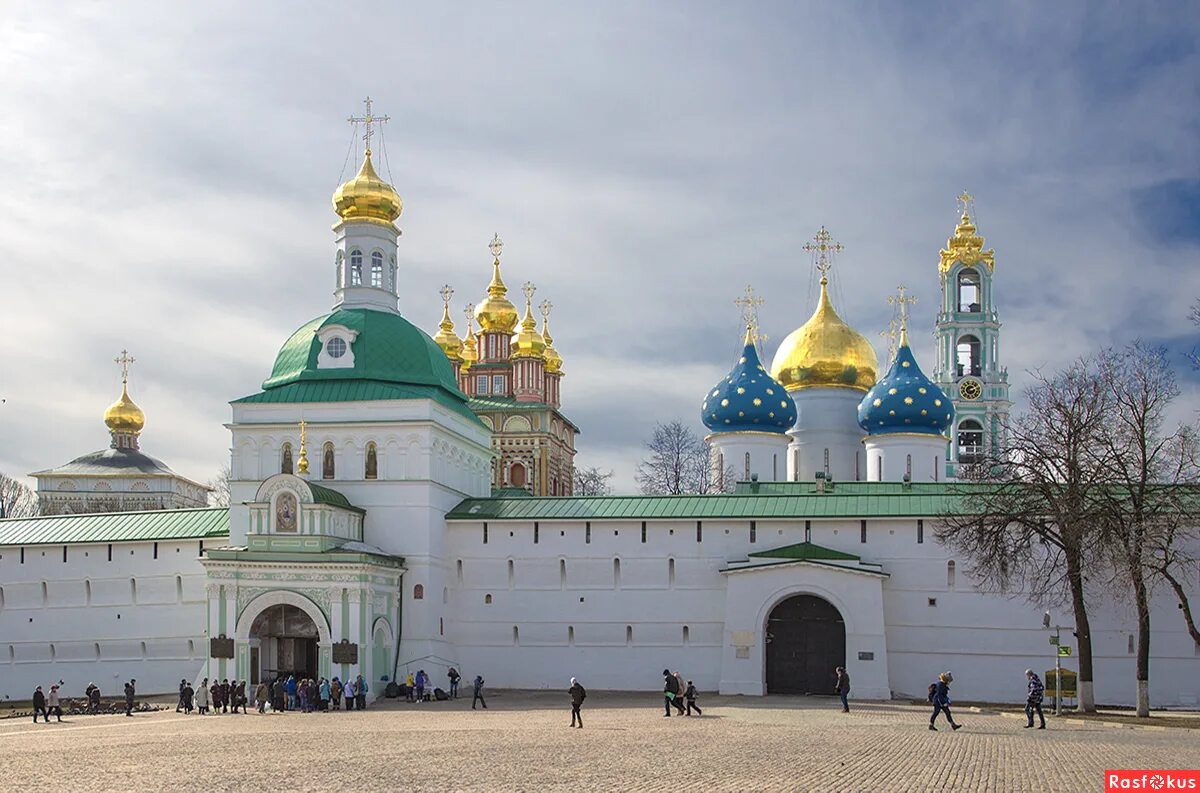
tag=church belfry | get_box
[931,192,1011,476]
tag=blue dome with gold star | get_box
[857,331,954,436]
[702,331,797,433]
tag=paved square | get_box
[1,692,1197,791]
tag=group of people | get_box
[661,669,701,717]
[180,678,247,714]
[30,684,64,723]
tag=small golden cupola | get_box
[539,299,563,374]
[459,303,479,372]
[939,192,995,273]
[474,233,520,334]
[769,227,878,393]
[104,350,146,450]
[510,282,547,360]
[432,285,464,363]
[331,151,402,226]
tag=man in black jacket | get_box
[124,679,136,716]
[568,677,586,728]
[835,666,851,713]
[663,669,680,717]
[32,686,48,723]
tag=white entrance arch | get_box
[236,590,331,643]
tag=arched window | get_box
[957,268,981,312]
[947,560,957,588]
[625,625,633,646]
[957,420,984,464]
[956,334,981,377]
[905,454,912,480]
[281,443,293,475]
[365,443,378,480]
[413,584,424,600]
[371,251,383,288]
[322,442,335,480]
[350,249,363,286]
[484,593,493,604]
[744,452,751,480]
[509,462,526,488]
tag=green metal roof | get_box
[0,507,230,547]
[748,542,861,561]
[446,482,971,521]
[467,395,581,432]
[491,487,534,498]
[234,380,484,427]
[307,482,365,514]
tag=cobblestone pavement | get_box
[1,692,1197,792]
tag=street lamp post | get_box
[1044,611,1063,716]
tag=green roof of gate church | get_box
[233,308,483,426]
[0,507,230,547]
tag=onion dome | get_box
[104,382,145,435]
[475,234,519,333]
[541,314,563,374]
[433,288,463,363]
[857,328,954,436]
[460,305,478,372]
[938,203,994,273]
[770,276,878,392]
[703,328,797,433]
[332,151,403,226]
[510,286,546,360]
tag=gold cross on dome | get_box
[463,302,475,323]
[888,284,918,331]
[539,299,553,319]
[803,226,843,281]
[957,190,974,217]
[734,285,767,344]
[114,349,135,385]
[439,284,454,306]
[347,96,390,157]
[522,281,536,303]
[880,318,899,364]
[488,233,504,262]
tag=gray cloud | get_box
[1,1,1197,494]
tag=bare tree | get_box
[207,463,231,508]
[573,466,614,496]
[0,473,39,519]
[936,359,1111,712]
[1188,298,1200,369]
[1095,342,1200,716]
[635,421,712,495]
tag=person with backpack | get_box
[684,681,702,716]
[1024,669,1046,729]
[662,669,680,717]
[472,675,487,710]
[928,671,962,731]
[448,667,461,699]
[834,666,851,713]
[569,677,587,728]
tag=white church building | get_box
[1,116,1197,708]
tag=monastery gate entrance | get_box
[249,604,320,682]
[765,594,845,695]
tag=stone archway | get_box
[765,594,845,695]
[370,617,394,690]
[237,590,332,683]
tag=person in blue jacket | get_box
[929,671,962,731]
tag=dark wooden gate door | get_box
[765,595,845,695]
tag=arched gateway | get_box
[765,594,845,695]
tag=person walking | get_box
[928,672,962,731]
[177,679,187,713]
[672,672,686,715]
[124,679,136,716]
[219,679,231,714]
[32,686,49,723]
[448,667,460,699]
[196,678,209,715]
[1024,669,1046,729]
[183,682,195,714]
[210,679,222,714]
[46,684,63,722]
[663,669,680,717]
[568,677,586,728]
[472,675,487,710]
[684,681,702,716]
[255,681,269,713]
[835,666,851,713]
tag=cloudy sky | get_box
[1,1,1197,493]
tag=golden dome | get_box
[939,207,994,273]
[541,313,562,374]
[433,300,463,363]
[460,303,478,371]
[332,151,403,226]
[510,290,546,360]
[475,236,519,333]
[769,277,878,392]
[104,383,145,435]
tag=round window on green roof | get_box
[327,337,347,359]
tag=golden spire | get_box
[539,299,563,374]
[332,98,402,226]
[104,349,146,443]
[939,191,994,273]
[769,226,878,392]
[510,281,546,359]
[475,233,519,333]
[433,284,464,362]
[297,420,309,475]
[460,303,478,371]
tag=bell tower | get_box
[931,192,1011,477]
